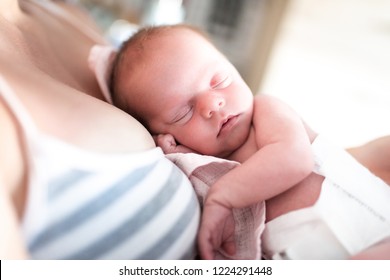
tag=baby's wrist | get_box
[205,183,233,210]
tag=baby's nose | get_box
[199,94,225,118]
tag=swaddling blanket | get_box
[167,153,266,260]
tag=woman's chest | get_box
[1,62,154,154]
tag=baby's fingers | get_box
[221,239,236,257]
[198,228,218,260]
[155,134,177,153]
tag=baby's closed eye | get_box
[172,105,193,124]
[211,73,232,89]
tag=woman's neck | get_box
[0,0,22,19]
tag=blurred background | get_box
[76,0,390,148]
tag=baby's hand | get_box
[198,202,236,260]
[154,134,177,154]
[154,134,196,154]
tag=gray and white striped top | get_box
[0,76,200,259]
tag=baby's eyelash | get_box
[211,74,232,89]
[173,106,193,124]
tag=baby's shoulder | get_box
[253,94,291,116]
[253,94,284,105]
[252,94,304,133]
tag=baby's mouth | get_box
[218,115,238,137]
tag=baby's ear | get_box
[88,45,118,104]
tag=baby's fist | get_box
[154,134,196,154]
[154,134,178,154]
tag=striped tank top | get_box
[0,76,200,259]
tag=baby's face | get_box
[124,28,254,157]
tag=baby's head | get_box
[110,24,209,122]
[110,24,254,157]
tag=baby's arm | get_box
[199,95,314,259]
[207,94,314,208]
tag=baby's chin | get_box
[209,144,242,159]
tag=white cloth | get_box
[262,135,390,259]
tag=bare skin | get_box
[0,0,155,259]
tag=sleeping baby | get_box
[90,24,390,260]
